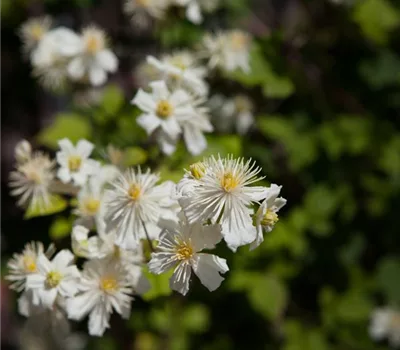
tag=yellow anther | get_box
[46,271,62,288]
[23,256,37,273]
[156,100,174,119]
[221,172,239,192]
[68,155,82,172]
[261,209,279,227]
[190,162,206,179]
[175,239,194,260]
[100,277,118,292]
[84,198,100,214]
[86,35,101,54]
[128,184,141,201]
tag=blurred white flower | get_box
[67,26,118,86]
[123,0,168,27]
[202,30,251,73]
[132,80,196,154]
[147,52,208,96]
[104,167,177,249]
[251,184,286,250]
[14,139,32,165]
[66,259,133,336]
[370,307,400,347]
[149,221,228,295]
[9,150,56,212]
[134,59,162,88]
[179,155,267,251]
[19,16,52,53]
[56,138,100,186]
[26,250,80,309]
[6,241,55,292]
[173,0,220,24]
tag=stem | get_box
[140,218,154,253]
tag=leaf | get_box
[49,217,72,240]
[376,257,400,303]
[98,84,124,116]
[353,0,400,45]
[206,135,242,157]
[142,268,173,301]
[123,147,148,167]
[37,113,92,149]
[24,195,68,219]
[182,304,210,333]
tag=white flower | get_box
[147,52,208,96]
[14,139,32,165]
[173,0,220,24]
[25,249,80,309]
[9,151,56,212]
[202,30,251,73]
[56,138,100,186]
[179,155,268,251]
[104,167,177,249]
[370,307,400,347]
[6,241,55,292]
[19,16,52,53]
[123,0,168,27]
[66,259,133,336]
[133,59,162,88]
[67,26,118,86]
[132,80,196,155]
[251,184,286,250]
[149,221,228,295]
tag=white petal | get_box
[58,138,75,153]
[67,57,86,80]
[67,291,99,321]
[236,111,254,134]
[40,288,58,308]
[222,218,257,252]
[96,50,118,72]
[57,167,71,183]
[88,303,110,336]
[148,252,177,275]
[131,89,157,112]
[52,249,74,270]
[183,124,207,155]
[149,80,169,100]
[89,65,107,86]
[192,254,228,292]
[36,254,53,274]
[186,2,202,24]
[170,262,191,296]
[76,139,94,158]
[137,113,161,135]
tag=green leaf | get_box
[376,257,400,303]
[142,268,173,301]
[98,84,124,116]
[37,113,92,149]
[24,195,68,219]
[123,147,148,167]
[206,135,242,157]
[262,76,294,98]
[49,216,72,240]
[353,0,400,45]
[182,304,210,333]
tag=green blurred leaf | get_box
[206,135,242,157]
[353,0,400,45]
[123,147,148,167]
[49,216,72,240]
[376,257,400,303]
[284,321,330,350]
[182,304,210,333]
[99,84,124,116]
[24,195,68,219]
[142,268,173,301]
[37,113,92,149]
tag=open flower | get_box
[56,138,100,186]
[19,16,52,53]
[202,30,251,73]
[179,155,268,251]
[104,167,178,249]
[132,80,196,155]
[251,184,286,250]
[123,0,168,28]
[66,259,133,336]
[25,250,80,309]
[149,221,228,295]
[9,150,56,212]
[67,26,118,86]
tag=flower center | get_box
[31,24,45,41]
[221,172,239,192]
[84,198,100,214]
[156,100,174,119]
[261,209,279,227]
[46,271,62,288]
[68,155,82,172]
[230,32,248,50]
[27,170,42,184]
[190,162,205,179]
[136,0,149,7]
[128,184,141,201]
[86,35,102,54]
[175,240,194,261]
[23,256,37,273]
[100,276,118,293]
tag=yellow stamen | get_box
[231,32,249,50]
[86,35,101,54]
[100,276,118,293]
[175,239,193,261]
[261,209,279,227]
[23,256,37,273]
[136,0,149,6]
[221,172,239,192]
[31,24,45,41]
[46,271,62,288]
[128,184,141,201]
[156,100,174,119]
[68,155,82,172]
[84,198,100,215]
[190,162,205,179]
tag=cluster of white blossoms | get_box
[123,0,221,26]
[7,137,287,336]
[19,16,118,90]
[369,307,400,348]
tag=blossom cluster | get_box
[7,139,286,337]
[20,17,117,90]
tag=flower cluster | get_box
[19,17,117,90]
[7,138,286,336]
[123,0,221,26]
